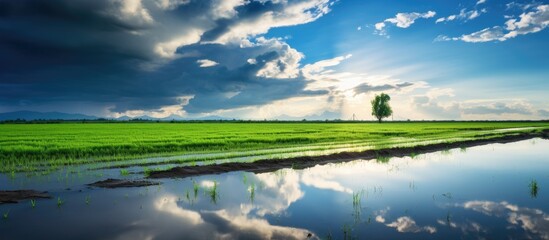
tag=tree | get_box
[371,93,393,123]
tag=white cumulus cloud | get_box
[374,11,436,36]
[437,4,549,42]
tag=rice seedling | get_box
[143,167,151,177]
[373,186,383,196]
[409,181,416,191]
[529,179,539,198]
[409,152,418,158]
[30,199,36,208]
[119,169,129,176]
[185,190,190,202]
[3,210,9,220]
[207,181,219,204]
[242,173,248,185]
[342,224,353,240]
[352,191,361,207]
[192,180,199,199]
[85,196,90,205]
[376,155,390,164]
[442,192,452,200]
[57,197,64,207]
[352,190,364,223]
[248,183,255,203]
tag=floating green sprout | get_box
[57,197,64,207]
[120,169,129,176]
[529,179,539,198]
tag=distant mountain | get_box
[0,111,98,120]
[0,111,234,121]
[192,115,232,121]
[114,116,132,121]
[115,114,231,121]
[276,111,342,121]
[159,114,186,121]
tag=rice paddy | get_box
[1,122,547,173]
[1,137,548,239]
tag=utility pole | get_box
[352,113,356,121]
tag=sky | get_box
[0,0,548,120]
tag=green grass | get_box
[0,122,547,173]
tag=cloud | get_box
[538,109,549,118]
[460,201,549,239]
[374,11,436,35]
[462,102,533,115]
[506,1,540,11]
[196,59,219,67]
[155,0,190,10]
[476,0,487,5]
[437,4,549,42]
[410,89,540,120]
[411,88,461,120]
[353,82,415,95]
[204,0,331,44]
[386,216,437,234]
[0,0,335,115]
[435,8,487,23]
[151,194,312,240]
[302,54,352,79]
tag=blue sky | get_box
[0,0,547,120]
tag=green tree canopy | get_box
[371,93,392,123]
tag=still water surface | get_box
[1,138,548,239]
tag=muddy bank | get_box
[149,131,547,179]
[88,178,160,188]
[0,190,51,204]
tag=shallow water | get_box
[1,138,548,239]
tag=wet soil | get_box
[88,178,160,188]
[0,190,51,204]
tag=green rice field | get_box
[1,122,548,173]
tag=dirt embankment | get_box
[88,178,160,188]
[0,190,51,204]
[148,131,548,179]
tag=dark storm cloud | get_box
[0,0,331,114]
[353,82,414,95]
[0,0,157,74]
